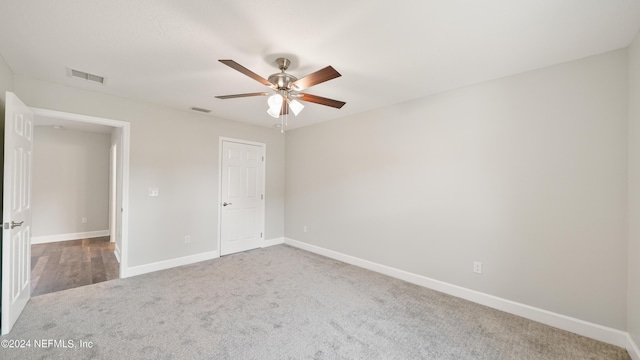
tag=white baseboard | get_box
[262,237,284,248]
[121,238,282,279]
[122,250,219,278]
[284,238,629,349]
[628,334,640,360]
[114,244,121,264]
[31,230,110,244]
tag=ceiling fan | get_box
[215,58,346,120]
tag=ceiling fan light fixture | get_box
[288,99,304,116]
[267,107,281,118]
[267,93,283,108]
[216,57,345,129]
[267,94,283,118]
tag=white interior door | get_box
[220,140,265,256]
[2,92,33,335]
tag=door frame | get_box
[109,142,117,245]
[29,107,131,277]
[217,137,266,256]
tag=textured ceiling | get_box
[1,0,639,130]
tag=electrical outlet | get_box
[473,262,482,274]
[184,235,191,244]
[81,217,87,224]
[303,225,307,233]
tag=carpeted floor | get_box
[0,245,631,359]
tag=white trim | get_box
[30,107,131,282]
[284,238,629,348]
[217,137,266,256]
[219,137,267,148]
[120,122,131,278]
[31,230,110,244]
[262,237,284,248]
[114,244,121,264]
[109,143,117,244]
[628,334,640,360]
[122,251,220,278]
[30,107,128,127]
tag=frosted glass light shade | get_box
[267,93,283,118]
[267,94,283,108]
[288,99,304,116]
[267,106,281,118]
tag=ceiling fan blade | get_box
[290,66,341,91]
[219,60,274,88]
[297,93,346,109]
[215,92,269,99]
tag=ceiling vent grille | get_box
[69,68,105,84]
[190,107,211,113]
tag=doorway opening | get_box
[29,107,130,283]
[1,96,131,334]
[29,117,121,295]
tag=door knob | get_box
[11,221,24,229]
[223,202,232,206]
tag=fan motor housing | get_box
[268,72,297,90]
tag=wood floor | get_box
[31,236,119,297]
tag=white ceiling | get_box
[1,0,639,130]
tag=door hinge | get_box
[260,232,263,238]
[261,194,264,200]
[262,156,264,162]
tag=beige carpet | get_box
[0,245,631,359]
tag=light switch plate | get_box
[148,187,159,197]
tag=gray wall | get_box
[14,76,286,267]
[2,42,637,338]
[32,127,110,238]
[0,54,14,156]
[628,31,640,349]
[0,54,14,255]
[0,54,13,311]
[0,54,12,106]
[285,49,629,330]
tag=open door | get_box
[1,92,33,335]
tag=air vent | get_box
[68,68,105,84]
[190,107,211,113]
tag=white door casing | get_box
[109,143,117,244]
[219,139,265,256]
[1,92,34,335]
